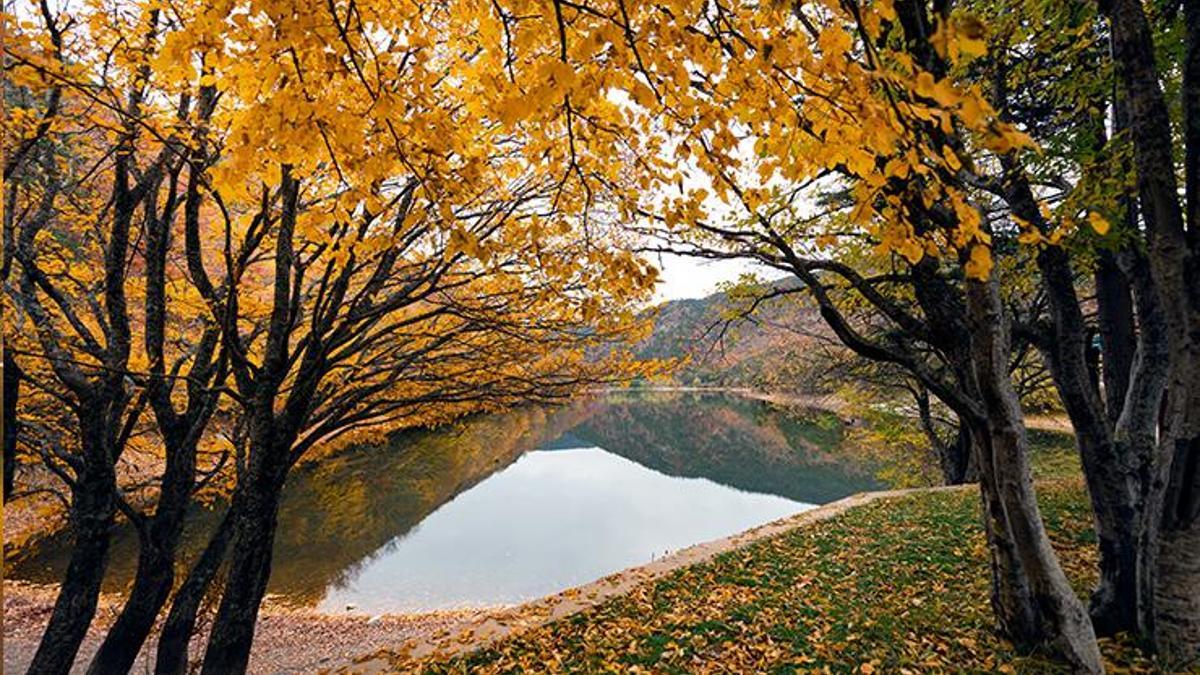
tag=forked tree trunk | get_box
[965,272,1103,672]
[1104,0,1200,656]
[87,429,202,674]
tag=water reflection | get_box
[10,393,879,612]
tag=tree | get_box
[461,0,1103,667]
[1102,0,1200,657]
[5,1,658,672]
[4,5,232,672]
[464,0,1199,664]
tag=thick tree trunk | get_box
[200,460,287,675]
[155,507,236,675]
[972,427,1039,644]
[1154,517,1200,661]
[1152,366,1200,660]
[1106,0,1200,657]
[26,462,116,675]
[965,272,1103,672]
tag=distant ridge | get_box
[636,279,834,391]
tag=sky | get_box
[651,252,762,303]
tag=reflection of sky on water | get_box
[317,446,808,613]
[11,393,878,613]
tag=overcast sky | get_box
[650,253,762,303]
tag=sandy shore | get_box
[2,581,487,674]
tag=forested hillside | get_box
[637,280,835,391]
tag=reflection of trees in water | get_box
[11,405,590,604]
[11,393,876,606]
[572,393,878,504]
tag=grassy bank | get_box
[368,433,1169,673]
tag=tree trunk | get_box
[939,425,978,485]
[1154,517,1200,662]
[964,271,1103,672]
[4,347,19,501]
[85,545,174,674]
[1095,252,1136,426]
[971,426,1039,644]
[88,426,202,674]
[200,462,286,675]
[1152,365,1200,661]
[155,507,236,675]
[26,462,116,675]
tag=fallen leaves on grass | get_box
[370,480,1170,673]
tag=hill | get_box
[636,279,835,391]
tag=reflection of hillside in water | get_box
[571,393,878,505]
[10,393,877,608]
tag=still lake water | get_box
[11,392,880,613]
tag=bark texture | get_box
[4,348,19,501]
[964,273,1103,673]
[26,451,116,675]
[200,460,287,675]
[154,508,236,675]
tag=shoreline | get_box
[3,389,1074,672]
[345,485,974,672]
[2,579,492,674]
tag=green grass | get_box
[1029,428,1083,481]
[375,428,1167,673]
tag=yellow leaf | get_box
[964,244,993,280]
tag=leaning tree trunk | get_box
[4,348,19,501]
[964,271,1103,672]
[155,507,237,675]
[200,446,289,675]
[87,429,201,674]
[26,458,117,675]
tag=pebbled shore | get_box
[2,580,487,674]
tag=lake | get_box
[9,392,880,614]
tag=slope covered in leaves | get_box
[387,477,1167,672]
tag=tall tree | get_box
[6,1,658,672]
[462,0,1104,666]
[1103,0,1200,657]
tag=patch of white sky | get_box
[605,84,814,304]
